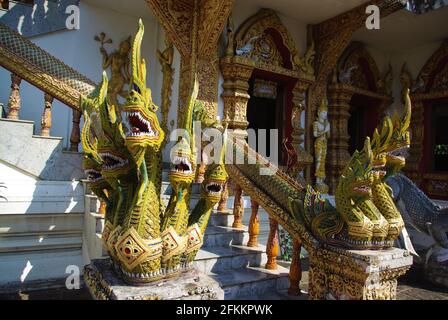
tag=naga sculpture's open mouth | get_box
[99,152,129,172]
[171,156,193,175]
[205,181,223,196]
[85,169,103,182]
[371,163,387,178]
[352,181,371,196]
[122,110,159,140]
[387,145,409,163]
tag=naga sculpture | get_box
[388,173,448,252]
[81,20,227,285]
[227,89,413,251]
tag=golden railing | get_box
[0,22,96,149]
[222,134,308,296]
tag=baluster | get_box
[288,238,302,295]
[232,184,244,229]
[70,109,81,151]
[7,73,22,120]
[40,93,53,136]
[265,218,279,270]
[217,179,229,212]
[196,161,206,184]
[247,199,259,247]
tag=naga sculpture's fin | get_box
[398,226,419,259]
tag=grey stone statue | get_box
[387,173,448,264]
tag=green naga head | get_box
[94,73,132,180]
[200,128,228,204]
[338,137,375,200]
[120,19,164,167]
[81,79,110,192]
[168,77,199,191]
[384,89,412,177]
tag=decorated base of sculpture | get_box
[83,259,224,300]
[308,245,412,300]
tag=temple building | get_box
[0,0,447,300]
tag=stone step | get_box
[250,288,308,300]
[208,211,234,227]
[203,225,249,248]
[0,248,83,287]
[84,194,101,214]
[0,213,83,235]
[210,265,290,300]
[0,179,84,215]
[0,119,84,181]
[194,244,267,275]
[0,231,82,253]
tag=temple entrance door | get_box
[246,77,284,165]
[347,94,380,155]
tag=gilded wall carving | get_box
[405,40,448,194]
[308,0,405,168]
[147,0,234,127]
[221,9,315,177]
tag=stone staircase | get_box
[84,169,291,299]
[0,118,85,291]
[198,211,290,300]
[0,117,292,298]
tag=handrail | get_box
[225,132,320,254]
[0,22,96,111]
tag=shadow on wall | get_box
[0,0,80,37]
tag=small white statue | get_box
[313,99,330,193]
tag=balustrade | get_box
[2,71,81,152]
[242,196,304,294]
[231,184,244,228]
[40,93,53,136]
[217,179,229,212]
[7,73,22,120]
[70,109,82,152]
[247,199,259,247]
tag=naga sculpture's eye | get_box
[133,84,141,94]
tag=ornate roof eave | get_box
[220,55,315,84]
[328,83,393,101]
[411,88,448,101]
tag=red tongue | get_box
[132,127,140,134]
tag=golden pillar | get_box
[291,81,313,179]
[405,98,424,185]
[221,57,254,227]
[326,84,353,194]
[220,56,254,139]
